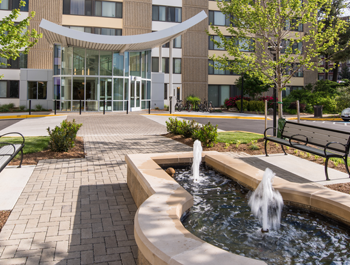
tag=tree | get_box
[340,63,350,79]
[0,0,41,72]
[318,0,350,81]
[210,0,347,118]
[235,73,270,99]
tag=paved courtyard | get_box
[0,113,192,265]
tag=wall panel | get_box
[182,1,208,101]
[123,0,152,36]
[28,0,62,69]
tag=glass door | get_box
[130,80,141,111]
[100,78,112,111]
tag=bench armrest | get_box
[0,132,25,145]
[0,142,16,157]
[264,127,282,138]
[324,142,347,156]
[289,134,308,146]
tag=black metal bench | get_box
[0,132,25,172]
[264,121,350,181]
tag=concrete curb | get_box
[143,113,272,120]
[0,114,66,119]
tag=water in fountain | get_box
[248,168,283,232]
[192,140,202,181]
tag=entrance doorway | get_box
[130,80,141,111]
[100,78,112,111]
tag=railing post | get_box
[54,100,57,115]
[297,100,300,123]
[126,101,129,114]
[29,100,31,115]
[148,101,151,114]
[79,100,82,115]
[103,100,106,115]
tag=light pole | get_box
[268,46,277,137]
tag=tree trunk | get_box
[325,61,329,80]
[278,89,283,118]
[332,62,339,82]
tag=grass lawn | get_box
[0,136,50,157]
[217,131,264,144]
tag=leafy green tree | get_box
[340,63,350,79]
[0,0,41,72]
[210,0,347,118]
[235,73,270,99]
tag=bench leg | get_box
[281,145,287,155]
[325,157,330,181]
[18,148,23,168]
[264,140,268,157]
[343,156,350,177]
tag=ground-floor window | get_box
[282,86,303,98]
[208,85,241,107]
[28,81,47,99]
[0,80,19,98]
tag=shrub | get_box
[47,119,82,152]
[288,101,306,112]
[164,104,169,111]
[259,96,275,108]
[224,95,251,109]
[236,100,249,111]
[186,96,201,108]
[7,103,14,109]
[165,117,182,135]
[19,105,26,111]
[248,100,265,112]
[35,104,43,111]
[0,104,9,112]
[181,120,200,138]
[192,122,218,147]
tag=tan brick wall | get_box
[123,0,152,36]
[182,1,208,101]
[28,0,63,69]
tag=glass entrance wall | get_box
[53,45,152,111]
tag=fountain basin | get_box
[125,152,350,265]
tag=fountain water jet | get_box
[192,140,202,181]
[248,168,284,232]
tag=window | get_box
[152,57,159,72]
[284,63,303,77]
[95,28,122,36]
[0,54,27,69]
[209,11,232,26]
[64,0,122,17]
[95,1,122,18]
[208,85,231,107]
[281,40,302,54]
[0,0,28,11]
[0,80,19,98]
[152,5,181,22]
[28,81,47,99]
[284,18,303,32]
[208,60,233,75]
[164,84,167,100]
[282,86,303,98]
[174,58,181,74]
[162,36,182,48]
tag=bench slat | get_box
[0,144,22,155]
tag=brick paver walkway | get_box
[0,113,192,265]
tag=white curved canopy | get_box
[39,11,207,52]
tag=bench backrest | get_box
[281,121,350,154]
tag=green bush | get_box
[336,86,350,112]
[236,100,249,111]
[248,100,264,112]
[35,104,43,111]
[186,96,201,108]
[0,104,10,112]
[7,103,14,109]
[19,105,26,111]
[180,120,200,138]
[192,122,218,147]
[47,119,82,152]
[165,117,181,134]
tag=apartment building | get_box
[0,0,316,111]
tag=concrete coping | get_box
[125,151,350,265]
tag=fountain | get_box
[126,151,350,265]
[192,140,202,181]
[248,168,284,232]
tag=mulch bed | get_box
[0,211,11,232]
[8,137,85,166]
[164,133,350,195]
[0,137,85,231]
